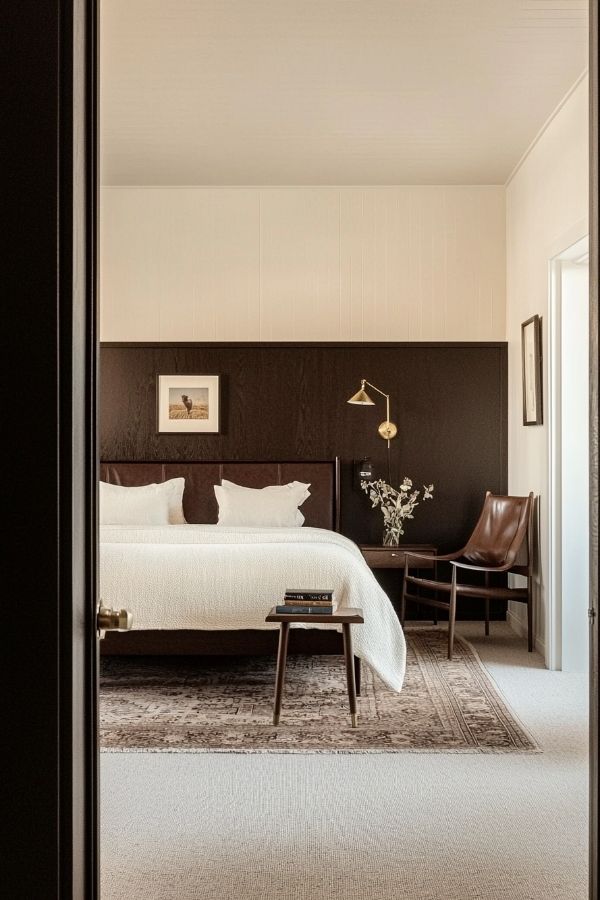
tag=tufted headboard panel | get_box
[99,459,340,531]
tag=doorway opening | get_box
[549,235,590,672]
[96,4,591,899]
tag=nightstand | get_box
[359,544,438,622]
[359,544,437,570]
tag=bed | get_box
[99,459,406,691]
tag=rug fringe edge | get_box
[100,746,542,755]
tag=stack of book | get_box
[275,589,335,615]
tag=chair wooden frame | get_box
[400,492,534,659]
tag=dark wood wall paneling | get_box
[100,342,508,560]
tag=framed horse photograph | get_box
[157,374,220,433]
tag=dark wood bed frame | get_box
[99,459,357,674]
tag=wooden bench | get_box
[265,607,365,728]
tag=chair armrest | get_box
[404,550,461,583]
[450,559,512,574]
[405,551,460,563]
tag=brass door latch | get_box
[97,605,133,639]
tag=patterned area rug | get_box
[100,629,539,753]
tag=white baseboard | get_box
[507,609,547,661]
[506,608,525,635]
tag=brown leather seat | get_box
[401,492,534,659]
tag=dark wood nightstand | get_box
[359,545,438,623]
[359,544,437,570]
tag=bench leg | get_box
[353,655,361,696]
[273,621,290,725]
[343,623,358,727]
[448,570,457,660]
[527,576,534,652]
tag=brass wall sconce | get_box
[347,379,398,448]
[347,379,397,483]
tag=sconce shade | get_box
[347,386,375,405]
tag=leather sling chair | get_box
[401,492,534,659]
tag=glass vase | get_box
[383,520,403,547]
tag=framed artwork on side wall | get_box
[157,374,220,433]
[521,315,543,425]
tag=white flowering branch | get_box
[361,477,434,546]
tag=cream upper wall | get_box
[99,185,506,342]
[506,76,589,660]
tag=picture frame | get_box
[157,374,220,434]
[521,315,543,426]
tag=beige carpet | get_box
[100,628,538,753]
[101,623,588,900]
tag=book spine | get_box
[282,599,333,607]
[284,593,333,602]
[275,605,334,615]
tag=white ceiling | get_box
[100,0,588,185]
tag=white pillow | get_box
[215,480,310,527]
[99,478,186,526]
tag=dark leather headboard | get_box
[99,459,340,531]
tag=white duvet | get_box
[99,525,406,691]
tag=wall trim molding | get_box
[101,183,505,190]
[505,69,588,187]
[101,340,508,349]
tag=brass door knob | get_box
[97,605,133,634]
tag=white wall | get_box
[505,76,588,660]
[100,186,505,342]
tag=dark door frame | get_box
[1,2,597,898]
[3,1,98,897]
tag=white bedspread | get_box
[99,525,406,691]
